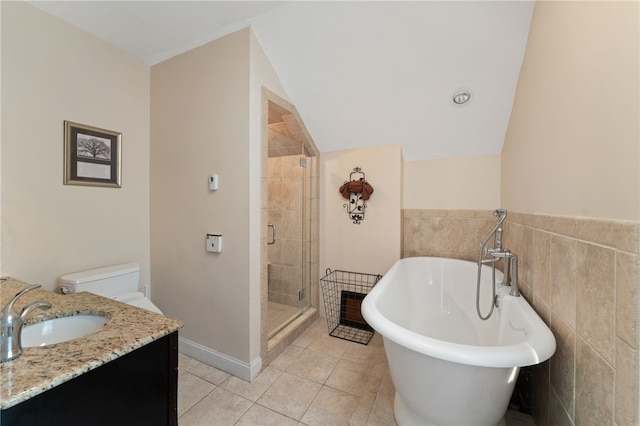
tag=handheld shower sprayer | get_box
[476,209,519,320]
[493,209,507,251]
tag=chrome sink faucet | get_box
[0,284,52,363]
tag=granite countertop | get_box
[0,277,184,409]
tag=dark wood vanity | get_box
[0,279,183,426]
[1,332,178,426]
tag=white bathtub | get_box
[361,257,556,426]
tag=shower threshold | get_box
[267,307,317,351]
[268,301,301,339]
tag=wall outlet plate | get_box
[208,174,219,191]
[206,234,222,252]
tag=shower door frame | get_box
[260,88,320,366]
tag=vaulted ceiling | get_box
[28,1,535,161]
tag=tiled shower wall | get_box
[267,155,305,307]
[402,210,639,425]
[261,154,319,368]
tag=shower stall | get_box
[262,92,319,360]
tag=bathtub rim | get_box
[361,256,556,368]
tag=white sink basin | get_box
[22,315,109,347]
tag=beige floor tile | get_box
[188,359,232,385]
[369,360,392,380]
[306,334,352,358]
[179,352,202,374]
[342,340,390,379]
[300,385,360,426]
[306,317,329,333]
[369,377,396,425]
[179,387,252,426]
[366,416,398,426]
[342,339,386,365]
[270,344,305,371]
[285,348,339,384]
[220,366,282,402]
[178,372,216,416]
[346,391,377,426]
[176,318,535,426]
[235,404,298,426]
[256,372,322,420]
[368,332,385,347]
[292,318,326,348]
[325,358,382,396]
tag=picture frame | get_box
[64,121,121,188]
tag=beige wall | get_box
[150,29,252,366]
[151,28,291,377]
[1,2,151,290]
[0,1,3,276]
[499,2,640,424]
[502,1,640,221]
[403,155,501,210]
[320,145,403,279]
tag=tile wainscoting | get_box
[402,209,639,425]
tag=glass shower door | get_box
[266,153,310,338]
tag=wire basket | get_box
[320,268,382,345]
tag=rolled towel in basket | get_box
[339,180,374,200]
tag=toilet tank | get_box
[59,263,140,298]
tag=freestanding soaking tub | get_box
[361,257,556,426]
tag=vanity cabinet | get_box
[1,332,178,426]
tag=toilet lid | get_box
[112,292,163,315]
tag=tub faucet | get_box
[0,284,52,363]
[479,209,520,296]
[490,250,520,297]
[487,250,520,297]
[477,209,520,320]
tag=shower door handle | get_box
[268,224,276,245]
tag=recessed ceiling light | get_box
[452,90,471,105]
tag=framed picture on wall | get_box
[64,121,121,188]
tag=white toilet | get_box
[58,262,163,315]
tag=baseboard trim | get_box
[178,337,262,382]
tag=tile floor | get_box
[178,318,535,425]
